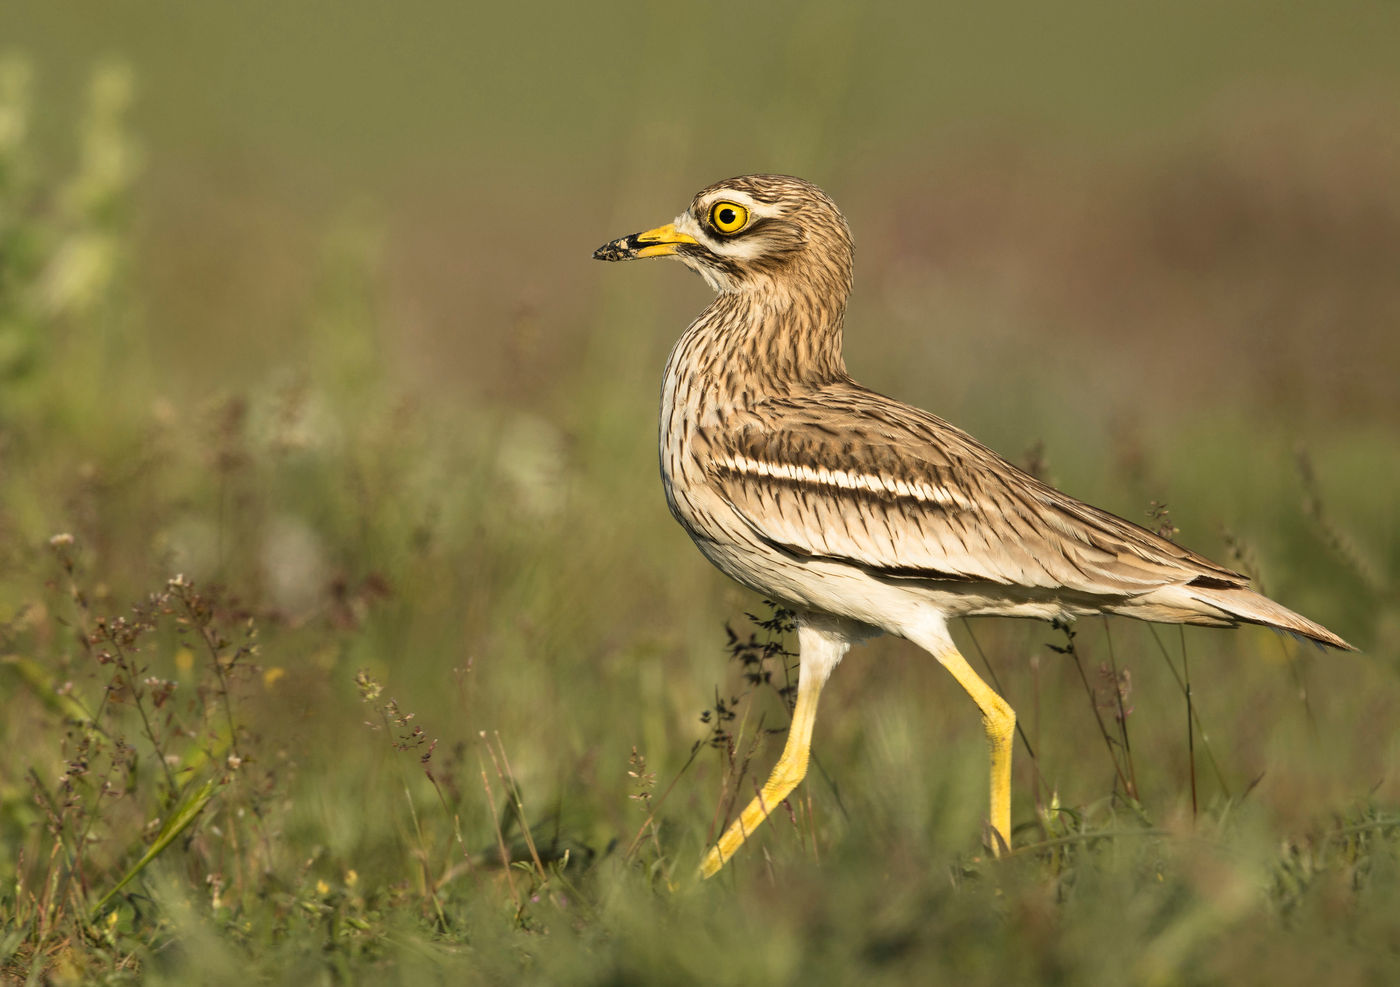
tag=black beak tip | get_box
[593,237,632,262]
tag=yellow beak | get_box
[593,222,699,262]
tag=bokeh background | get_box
[2,1,1398,982]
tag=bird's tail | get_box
[1183,585,1355,651]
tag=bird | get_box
[593,174,1354,879]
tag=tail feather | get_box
[1184,586,1355,651]
[1117,583,1356,651]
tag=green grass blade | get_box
[91,777,219,919]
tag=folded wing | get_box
[707,383,1247,599]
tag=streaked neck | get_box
[678,283,849,397]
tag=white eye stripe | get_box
[697,190,761,217]
[706,237,772,262]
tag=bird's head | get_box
[594,174,854,296]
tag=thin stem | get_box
[1059,623,1135,801]
[174,584,244,762]
[1100,620,1137,799]
[477,750,521,910]
[1183,625,1198,822]
[1146,625,1230,797]
[485,731,546,880]
[106,634,179,798]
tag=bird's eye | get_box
[709,201,750,235]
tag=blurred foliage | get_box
[0,2,1399,980]
[0,57,136,396]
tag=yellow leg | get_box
[930,635,1016,855]
[700,617,852,878]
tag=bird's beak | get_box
[593,222,699,262]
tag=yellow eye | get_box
[709,201,750,235]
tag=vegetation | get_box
[2,22,1399,985]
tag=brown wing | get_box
[706,384,1246,598]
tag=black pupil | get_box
[718,207,736,226]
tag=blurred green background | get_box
[2,1,1398,982]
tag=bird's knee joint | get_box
[982,701,1015,739]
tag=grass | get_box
[2,46,1400,985]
